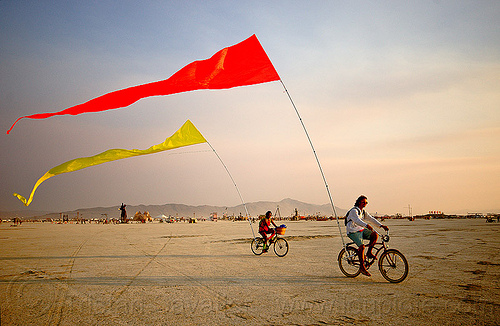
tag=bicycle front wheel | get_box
[251,237,265,255]
[378,249,409,283]
[338,246,361,277]
[273,238,289,257]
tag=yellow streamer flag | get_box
[14,120,207,206]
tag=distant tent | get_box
[133,211,152,223]
[155,214,168,222]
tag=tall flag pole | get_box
[279,80,346,247]
[205,141,255,238]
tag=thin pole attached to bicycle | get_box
[280,79,346,247]
[206,140,255,238]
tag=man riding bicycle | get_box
[346,195,389,276]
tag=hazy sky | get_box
[1,1,499,215]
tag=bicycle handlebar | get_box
[373,229,390,242]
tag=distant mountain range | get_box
[0,198,348,220]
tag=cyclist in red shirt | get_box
[259,211,278,252]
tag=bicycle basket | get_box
[276,226,286,235]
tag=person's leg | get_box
[357,244,370,276]
[260,230,270,251]
[366,230,378,258]
[349,231,371,276]
[259,231,268,243]
[269,229,276,242]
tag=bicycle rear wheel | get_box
[338,246,361,277]
[273,238,289,257]
[251,237,265,255]
[378,249,409,283]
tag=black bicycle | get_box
[251,226,289,257]
[338,231,408,283]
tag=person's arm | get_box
[271,219,278,227]
[364,212,388,231]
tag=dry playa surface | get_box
[0,219,499,325]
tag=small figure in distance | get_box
[259,211,278,253]
[345,195,389,276]
[119,203,127,223]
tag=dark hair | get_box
[355,195,367,207]
[265,211,272,218]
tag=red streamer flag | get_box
[7,34,280,134]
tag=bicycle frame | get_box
[364,240,387,269]
[345,230,390,269]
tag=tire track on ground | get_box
[107,234,173,305]
[409,240,485,279]
[119,232,254,320]
[3,229,100,326]
[51,230,101,326]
